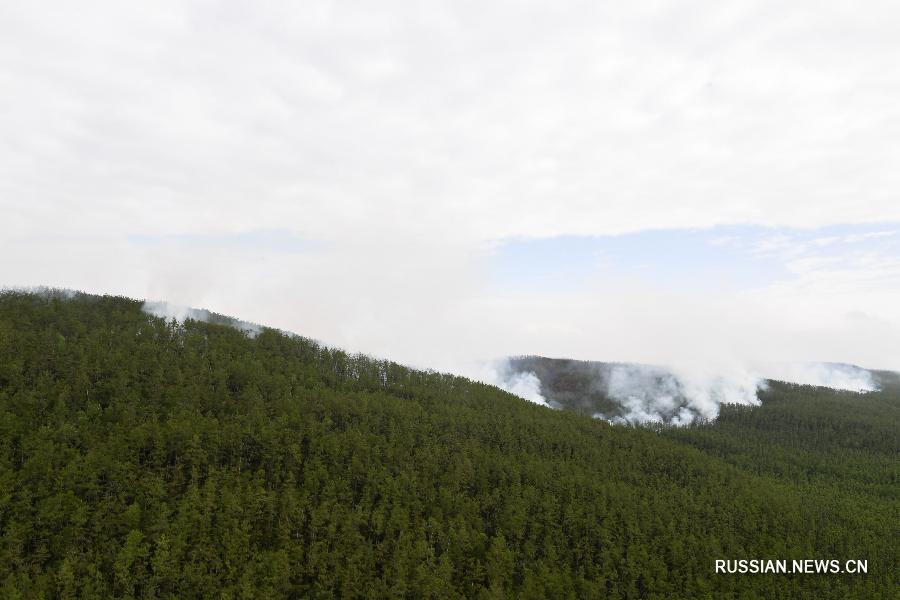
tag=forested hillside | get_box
[506,355,884,423]
[507,356,629,417]
[0,291,896,598]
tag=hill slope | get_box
[507,355,883,423]
[0,291,896,598]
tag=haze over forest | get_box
[138,297,888,425]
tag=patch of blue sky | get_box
[488,223,900,293]
[127,229,322,254]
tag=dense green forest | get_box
[0,291,896,598]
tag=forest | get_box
[0,291,896,598]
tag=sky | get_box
[3,0,900,376]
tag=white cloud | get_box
[4,1,900,241]
[2,0,900,379]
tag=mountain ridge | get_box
[506,355,887,424]
[0,290,895,598]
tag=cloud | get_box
[3,0,900,388]
[4,1,900,242]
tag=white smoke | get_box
[600,364,684,423]
[13,290,883,420]
[472,356,883,423]
[472,359,549,407]
[761,362,876,392]
[141,301,208,324]
[669,363,764,421]
[591,363,762,425]
[141,300,263,338]
[141,302,553,406]
[588,361,875,426]
[501,371,548,406]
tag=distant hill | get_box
[0,290,896,598]
[507,355,889,424]
[507,356,659,418]
[872,369,900,392]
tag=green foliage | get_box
[0,291,896,598]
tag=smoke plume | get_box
[475,360,549,407]
[761,362,876,393]
[23,290,884,425]
[499,356,881,425]
[598,363,763,425]
[141,301,263,338]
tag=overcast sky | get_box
[3,1,900,372]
